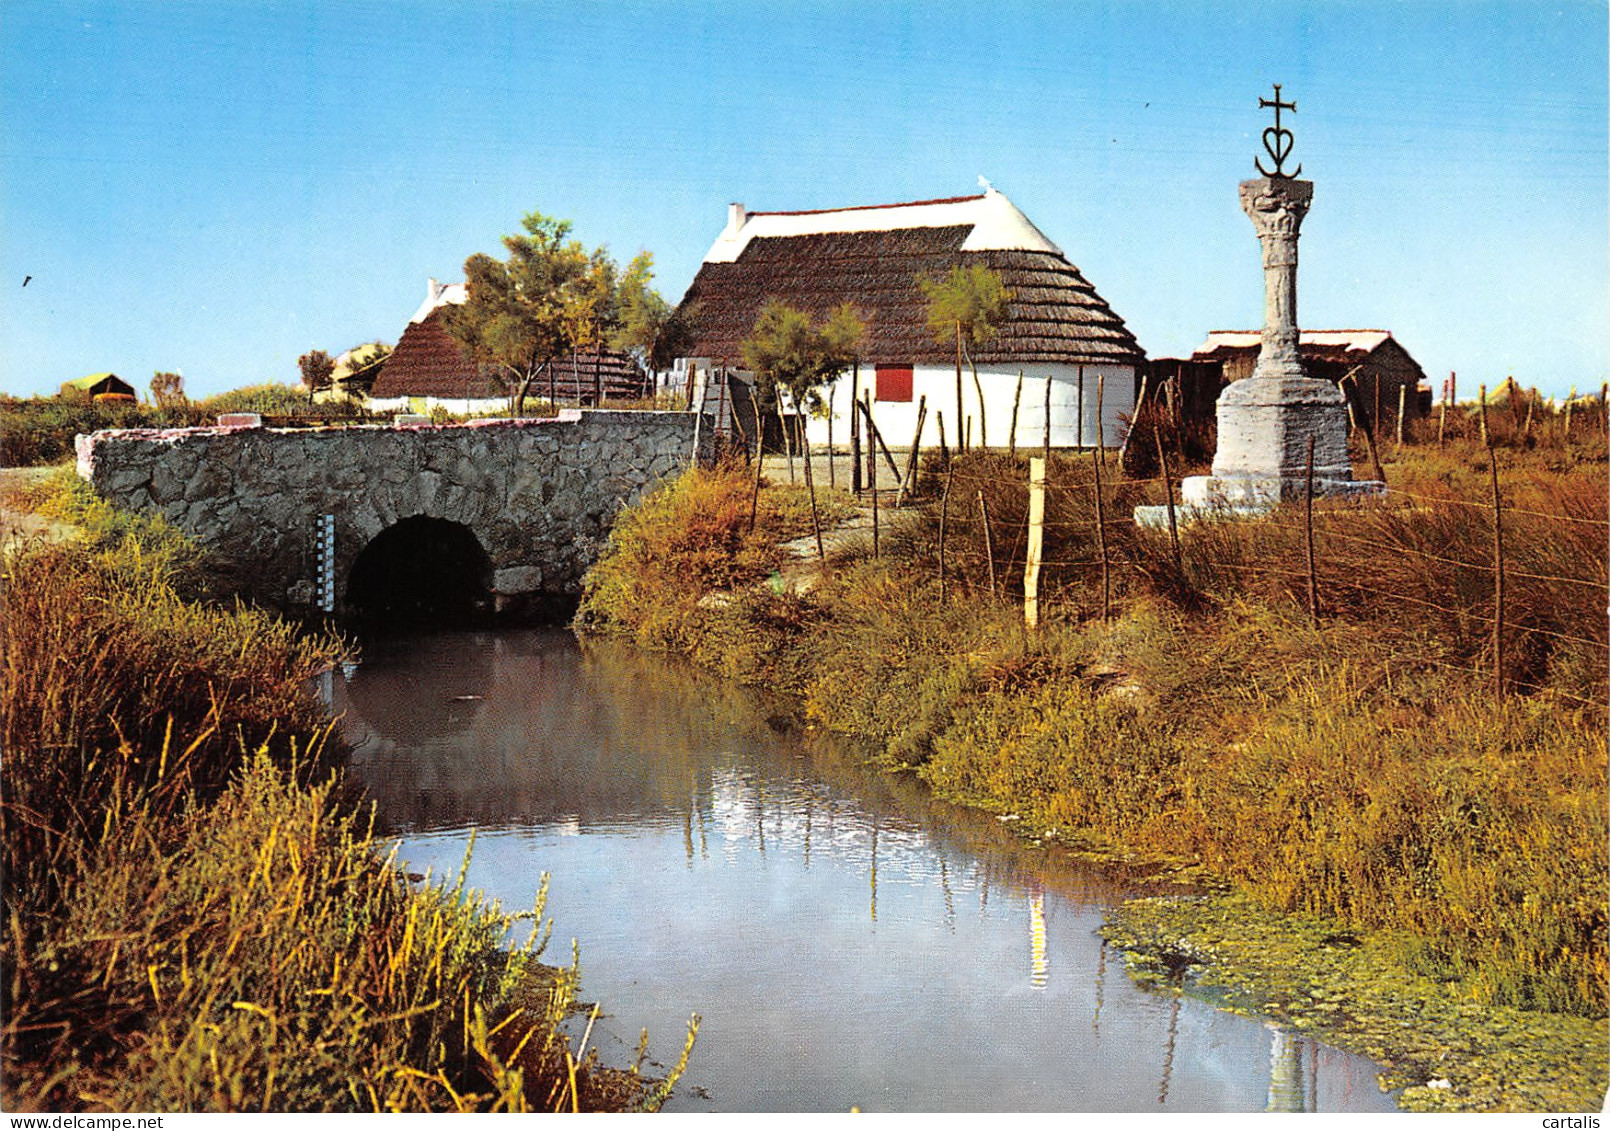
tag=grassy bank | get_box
[577,444,1607,1111]
[1,479,691,1111]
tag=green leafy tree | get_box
[742,300,866,540]
[149,370,187,409]
[610,251,695,396]
[444,212,619,416]
[919,265,1012,449]
[742,299,865,420]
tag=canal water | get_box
[328,628,1397,1113]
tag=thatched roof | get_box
[675,190,1144,368]
[370,308,644,402]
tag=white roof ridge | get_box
[409,277,467,324]
[702,187,1063,263]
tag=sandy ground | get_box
[758,449,913,495]
[0,465,81,548]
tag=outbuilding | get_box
[1190,329,1430,426]
[672,186,1145,451]
[60,372,137,402]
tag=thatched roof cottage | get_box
[673,186,1145,450]
[369,279,648,415]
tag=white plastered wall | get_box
[798,363,1136,451]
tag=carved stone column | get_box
[1204,175,1351,492]
[1241,177,1312,382]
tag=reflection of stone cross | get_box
[1255,84,1301,178]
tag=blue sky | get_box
[3,0,1605,400]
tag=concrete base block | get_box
[1211,376,1351,482]
[1134,473,1384,529]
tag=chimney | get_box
[726,202,747,237]
[428,277,444,304]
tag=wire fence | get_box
[838,433,1608,709]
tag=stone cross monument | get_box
[1172,84,1381,515]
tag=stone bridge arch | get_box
[76,410,707,619]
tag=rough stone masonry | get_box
[76,410,708,614]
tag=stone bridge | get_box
[76,410,707,619]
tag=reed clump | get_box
[3,495,686,1110]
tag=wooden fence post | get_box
[1522,387,1536,441]
[862,393,876,491]
[1009,372,1023,461]
[1044,375,1053,463]
[1119,373,1149,468]
[896,395,927,508]
[1024,457,1045,629]
[1437,371,1450,447]
[1478,383,1489,447]
[801,410,825,561]
[1372,375,1382,441]
[1489,442,1505,701]
[938,460,955,600]
[714,366,727,441]
[850,360,862,494]
[826,383,836,489]
[749,392,764,533]
[1092,438,1109,622]
[936,410,949,465]
[1342,372,1386,483]
[1304,435,1318,626]
[861,398,903,483]
[1075,366,1085,450]
[1564,385,1576,437]
[1396,383,1408,446]
[871,473,880,560]
[1155,429,1182,575]
[955,323,966,452]
[978,490,997,597]
[1096,373,1107,471]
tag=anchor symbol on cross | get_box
[1255,83,1302,178]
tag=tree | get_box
[742,299,867,541]
[743,299,865,420]
[149,370,186,409]
[444,212,619,416]
[919,265,1012,450]
[609,251,694,398]
[297,350,336,400]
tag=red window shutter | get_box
[875,364,913,403]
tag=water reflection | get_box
[332,629,1396,1113]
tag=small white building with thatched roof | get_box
[672,186,1145,450]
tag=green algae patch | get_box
[1101,892,1608,1112]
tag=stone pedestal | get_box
[1136,175,1379,529]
